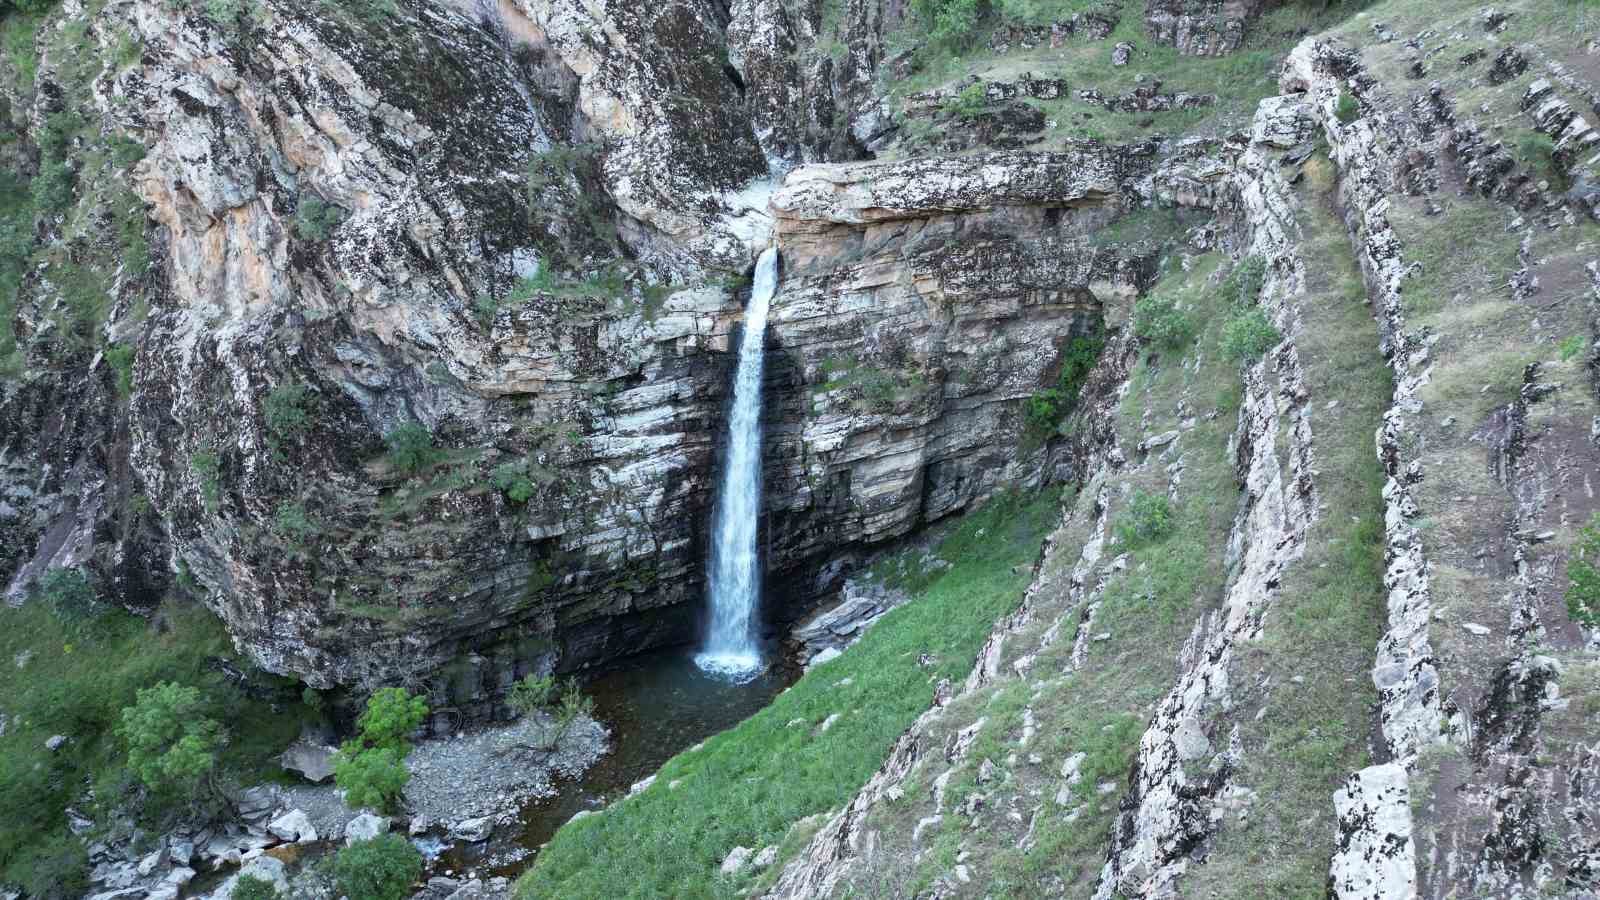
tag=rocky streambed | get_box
[81,710,606,900]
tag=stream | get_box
[448,642,799,880]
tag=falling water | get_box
[694,246,780,681]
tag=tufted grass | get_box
[514,488,1062,900]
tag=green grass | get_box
[0,598,315,897]
[515,488,1063,900]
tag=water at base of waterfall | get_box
[694,246,780,682]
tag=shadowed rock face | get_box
[0,0,1146,710]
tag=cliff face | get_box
[0,0,1131,708]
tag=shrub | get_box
[333,834,423,900]
[491,462,536,503]
[32,567,97,622]
[1334,91,1360,124]
[1517,131,1563,187]
[383,422,441,474]
[1024,330,1105,438]
[1221,256,1266,306]
[356,687,428,752]
[472,294,499,327]
[1568,514,1600,626]
[273,501,317,544]
[231,874,281,900]
[554,678,593,734]
[1220,307,1282,361]
[912,0,984,46]
[263,381,311,442]
[333,745,410,813]
[117,681,225,793]
[945,81,987,117]
[508,674,558,717]
[1560,334,1588,362]
[1115,490,1175,548]
[105,343,135,396]
[293,198,345,242]
[1133,293,1193,349]
[191,451,221,511]
[5,830,89,900]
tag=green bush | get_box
[1334,91,1360,124]
[105,343,135,396]
[263,381,311,442]
[333,746,410,813]
[191,451,221,511]
[293,198,345,242]
[1133,293,1193,349]
[357,687,428,752]
[231,874,280,900]
[1115,489,1175,549]
[32,567,98,623]
[333,835,423,900]
[912,0,984,46]
[945,81,987,117]
[1568,514,1600,626]
[472,294,499,327]
[507,673,558,716]
[117,681,225,794]
[1024,330,1105,438]
[1220,307,1282,361]
[273,501,317,544]
[384,422,442,474]
[4,830,89,900]
[1517,131,1565,188]
[490,461,536,503]
[1560,334,1588,362]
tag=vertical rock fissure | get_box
[695,246,780,680]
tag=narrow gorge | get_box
[2,0,1599,898]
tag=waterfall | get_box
[694,246,780,681]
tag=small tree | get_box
[334,687,428,812]
[1115,490,1176,549]
[1220,308,1282,361]
[1132,293,1193,350]
[231,874,281,900]
[333,746,410,813]
[356,687,428,752]
[384,422,441,475]
[507,674,558,717]
[333,834,423,900]
[33,568,98,623]
[552,679,594,742]
[117,682,225,796]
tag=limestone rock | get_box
[267,810,316,844]
[1329,764,1416,899]
[720,845,754,875]
[344,813,390,845]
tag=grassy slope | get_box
[882,0,1374,153]
[0,599,314,897]
[1183,156,1389,897]
[515,489,1062,899]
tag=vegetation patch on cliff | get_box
[514,488,1061,899]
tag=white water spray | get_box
[694,246,780,681]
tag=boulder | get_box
[266,809,317,843]
[450,817,493,842]
[280,740,337,783]
[720,846,754,875]
[344,813,391,845]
